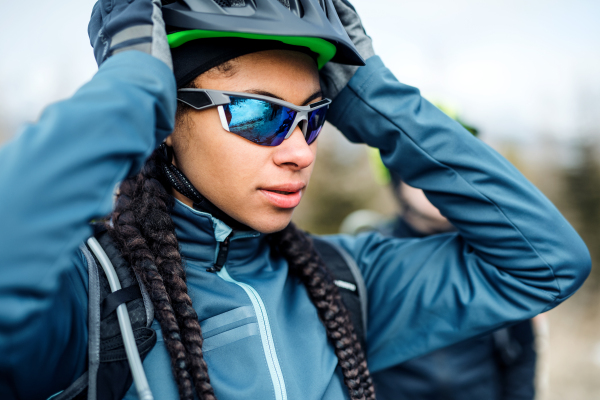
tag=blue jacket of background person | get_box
[0,51,591,400]
[372,218,537,400]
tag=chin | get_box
[245,211,294,234]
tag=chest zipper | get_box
[206,233,232,273]
[206,232,288,400]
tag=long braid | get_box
[109,151,215,400]
[271,223,376,400]
[139,157,216,400]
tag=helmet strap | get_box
[157,143,250,231]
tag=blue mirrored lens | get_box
[306,106,328,145]
[223,97,296,146]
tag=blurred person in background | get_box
[342,117,537,400]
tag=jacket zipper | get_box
[206,233,231,273]
[209,234,287,400]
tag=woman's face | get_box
[166,50,321,233]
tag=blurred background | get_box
[1,0,599,398]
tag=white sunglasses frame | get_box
[177,88,331,142]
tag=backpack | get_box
[54,230,367,400]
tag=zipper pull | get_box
[207,235,231,273]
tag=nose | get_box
[272,124,315,171]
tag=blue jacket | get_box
[0,51,591,400]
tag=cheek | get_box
[212,140,271,193]
[180,114,272,202]
[202,139,281,229]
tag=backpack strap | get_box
[51,243,102,400]
[84,241,103,400]
[53,230,156,400]
[87,234,154,400]
[312,237,368,348]
[94,229,154,329]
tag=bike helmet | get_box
[162,0,365,70]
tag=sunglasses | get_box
[177,89,331,146]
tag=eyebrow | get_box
[244,89,323,106]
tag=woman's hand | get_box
[320,0,375,100]
[88,0,172,70]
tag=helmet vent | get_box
[317,0,327,13]
[284,0,304,17]
[213,0,246,7]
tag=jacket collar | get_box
[170,198,264,265]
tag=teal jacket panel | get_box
[0,51,176,399]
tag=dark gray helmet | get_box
[162,0,365,69]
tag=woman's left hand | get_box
[320,0,375,100]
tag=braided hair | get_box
[109,153,215,400]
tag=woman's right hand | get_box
[88,0,172,70]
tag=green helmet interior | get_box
[167,30,337,70]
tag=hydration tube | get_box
[87,237,154,400]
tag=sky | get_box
[1,0,599,142]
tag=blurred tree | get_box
[0,122,7,146]
[0,102,10,146]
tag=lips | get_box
[259,183,306,209]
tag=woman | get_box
[0,0,590,399]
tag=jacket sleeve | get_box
[322,56,591,373]
[0,51,176,399]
